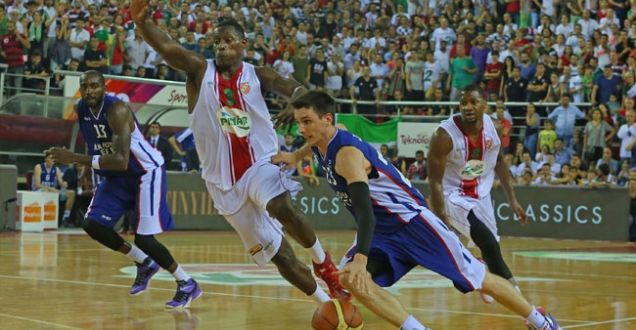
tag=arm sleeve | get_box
[346,181,377,256]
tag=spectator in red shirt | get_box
[484,51,503,100]
[407,150,427,181]
[0,20,30,95]
[494,106,513,153]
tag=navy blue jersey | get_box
[36,163,58,189]
[76,95,164,177]
[312,129,428,233]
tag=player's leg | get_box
[270,237,331,303]
[412,210,561,330]
[82,178,153,292]
[62,189,75,226]
[135,166,200,308]
[223,199,331,304]
[252,163,348,299]
[480,274,561,330]
[467,210,517,285]
[338,249,429,330]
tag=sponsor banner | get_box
[63,75,187,120]
[416,184,631,241]
[396,122,438,157]
[166,174,630,241]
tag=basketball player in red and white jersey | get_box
[428,85,528,304]
[131,0,348,303]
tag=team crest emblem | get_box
[461,159,485,180]
[240,82,250,94]
[485,139,493,150]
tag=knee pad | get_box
[82,219,125,251]
[134,234,175,269]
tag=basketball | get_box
[311,299,363,330]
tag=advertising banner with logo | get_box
[396,122,438,157]
[63,75,187,120]
[167,173,631,241]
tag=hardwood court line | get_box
[563,316,636,328]
[0,312,84,330]
[0,274,314,303]
[516,269,636,281]
[406,307,593,324]
[0,274,592,325]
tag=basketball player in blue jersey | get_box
[274,90,561,330]
[47,71,202,309]
[33,151,75,226]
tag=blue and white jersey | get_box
[175,128,196,151]
[77,95,164,177]
[312,129,428,233]
[37,163,58,189]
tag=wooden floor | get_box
[0,230,634,330]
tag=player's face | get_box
[211,27,246,68]
[79,75,105,108]
[295,107,332,146]
[458,91,484,124]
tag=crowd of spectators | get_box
[5,0,636,188]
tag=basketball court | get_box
[0,230,634,329]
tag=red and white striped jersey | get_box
[439,114,500,199]
[190,60,278,190]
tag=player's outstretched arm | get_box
[131,0,205,76]
[335,146,376,294]
[256,66,307,129]
[494,153,528,224]
[427,127,453,227]
[49,103,133,171]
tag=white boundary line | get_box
[0,274,594,325]
[407,307,592,324]
[0,312,85,330]
[564,316,636,329]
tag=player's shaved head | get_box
[80,70,105,85]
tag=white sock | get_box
[63,210,70,219]
[171,265,191,282]
[526,307,547,329]
[309,286,331,303]
[126,245,148,264]
[306,237,326,264]
[400,315,428,330]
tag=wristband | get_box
[92,155,101,170]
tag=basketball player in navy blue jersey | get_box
[48,71,201,309]
[274,90,562,330]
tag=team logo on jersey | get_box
[485,139,493,150]
[239,82,251,94]
[216,106,251,137]
[461,159,485,180]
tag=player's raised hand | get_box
[510,200,528,225]
[130,0,150,26]
[272,106,295,132]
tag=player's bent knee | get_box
[266,193,292,219]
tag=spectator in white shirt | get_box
[618,110,636,161]
[68,17,89,61]
[126,30,151,71]
[273,51,294,80]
